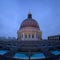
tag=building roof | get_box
[20,13,40,29]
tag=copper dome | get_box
[20,13,39,29]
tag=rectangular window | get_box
[32,34,34,38]
[25,35,27,38]
[28,34,30,38]
[21,34,23,38]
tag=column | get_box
[23,33,24,40]
[34,32,36,40]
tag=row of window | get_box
[21,34,34,38]
[19,34,41,39]
[48,36,60,40]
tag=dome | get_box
[17,13,42,41]
[20,13,39,29]
[17,12,42,41]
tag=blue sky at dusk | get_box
[0,0,60,39]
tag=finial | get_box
[28,9,32,18]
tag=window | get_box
[25,34,27,38]
[21,34,23,38]
[28,34,30,38]
[32,34,34,38]
[19,35,21,38]
[36,34,37,38]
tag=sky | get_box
[0,0,60,39]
